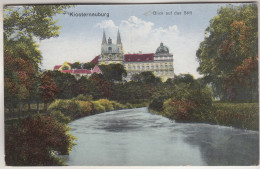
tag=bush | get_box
[72,94,93,101]
[98,99,114,111]
[149,96,165,112]
[213,103,259,130]
[48,99,93,120]
[5,115,76,166]
[111,101,126,110]
[50,110,71,124]
[92,100,106,113]
[162,85,213,122]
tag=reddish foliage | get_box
[40,72,59,103]
[5,115,74,166]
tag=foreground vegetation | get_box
[5,96,148,166]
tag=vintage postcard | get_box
[3,1,259,167]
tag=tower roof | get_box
[102,30,107,44]
[117,29,122,44]
[156,42,169,54]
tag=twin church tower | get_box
[99,30,124,65]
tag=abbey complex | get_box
[54,30,174,81]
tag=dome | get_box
[156,42,169,54]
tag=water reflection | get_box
[67,107,259,166]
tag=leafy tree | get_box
[48,70,78,99]
[99,64,127,81]
[4,5,71,40]
[4,5,71,111]
[83,62,96,69]
[89,73,114,99]
[72,62,81,69]
[196,4,258,101]
[40,72,59,110]
[5,115,75,166]
[131,71,161,84]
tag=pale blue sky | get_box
[38,3,250,78]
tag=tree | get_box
[4,5,71,40]
[40,72,59,110]
[83,62,96,69]
[4,5,72,112]
[89,73,114,99]
[196,4,258,101]
[99,64,127,81]
[5,115,75,166]
[48,70,78,99]
[71,62,81,69]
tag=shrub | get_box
[50,110,71,124]
[5,115,76,166]
[77,101,93,117]
[149,96,165,111]
[98,99,114,111]
[162,85,213,122]
[92,100,106,113]
[213,103,259,130]
[72,94,93,101]
[111,101,126,110]
[48,99,93,120]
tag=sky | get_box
[38,3,243,78]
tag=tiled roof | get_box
[60,70,73,73]
[61,69,92,74]
[124,53,154,62]
[73,69,92,74]
[54,65,62,70]
[90,55,100,64]
[92,65,102,74]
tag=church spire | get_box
[102,30,107,44]
[117,29,122,44]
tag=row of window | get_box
[154,57,173,60]
[126,64,173,70]
[128,70,174,76]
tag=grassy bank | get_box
[150,102,259,131]
[212,103,259,131]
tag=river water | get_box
[67,107,259,166]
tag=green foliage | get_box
[91,100,106,113]
[5,115,76,166]
[196,4,258,101]
[48,99,93,120]
[50,110,71,124]
[212,103,259,130]
[131,71,161,84]
[83,62,96,69]
[4,5,72,40]
[149,96,166,112]
[99,63,127,81]
[72,94,93,101]
[47,70,78,99]
[71,62,81,69]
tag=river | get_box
[67,107,259,166]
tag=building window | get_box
[156,65,159,69]
[142,66,145,70]
[108,47,112,51]
[147,66,149,70]
[161,65,164,69]
[151,65,154,69]
[133,66,136,70]
[137,66,140,70]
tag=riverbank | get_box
[149,102,259,131]
[48,98,150,124]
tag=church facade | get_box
[98,31,174,81]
